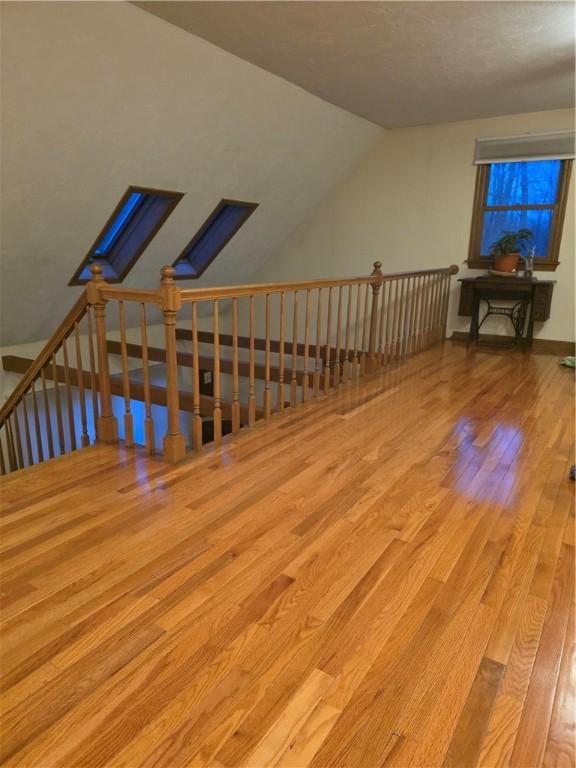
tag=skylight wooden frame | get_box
[467,160,572,272]
[69,185,184,286]
[172,199,259,280]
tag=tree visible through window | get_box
[468,159,572,271]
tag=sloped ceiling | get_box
[0,1,381,345]
[138,0,575,128]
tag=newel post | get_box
[87,264,118,443]
[367,261,383,373]
[158,266,186,464]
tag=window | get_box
[70,186,183,285]
[468,160,572,271]
[172,199,258,279]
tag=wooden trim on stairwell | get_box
[1,355,261,423]
[105,340,310,386]
[175,327,319,359]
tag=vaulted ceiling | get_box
[138,0,575,128]
[0,2,380,345]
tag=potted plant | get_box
[489,228,533,272]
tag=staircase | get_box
[0,262,459,474]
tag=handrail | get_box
[98,265,459,304]
[0,291,88,428]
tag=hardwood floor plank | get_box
[0,343,573,768]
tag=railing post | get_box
[367,261,383,373]
[158,266,186,464]
[87,264,118,444]
[443,264,460,339]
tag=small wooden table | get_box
[458,275,555,347]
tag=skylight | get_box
[172,199,258,279]
[70,186,183,285]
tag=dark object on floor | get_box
[571,465,575,480]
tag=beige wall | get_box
[254,109,575,342]
[0,1,380,346]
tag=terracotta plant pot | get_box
[494,253,519,273]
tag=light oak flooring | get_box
[0,341,574,767]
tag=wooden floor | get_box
[1,341,574,768]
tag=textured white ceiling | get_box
[138,0,575,128]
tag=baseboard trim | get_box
[450,331,575,356]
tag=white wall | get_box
[0,1,381,346]
[254,109,575,342]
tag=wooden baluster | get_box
[212,298,222,445]
[118,302,133,448]
[159,267,186,462]
[343,285,352,382]
[61,338,77,452]
[359,283,369,375]
[231,297,241,432]
[87,308,99,432]
[428,275,438,342]
[400,277,411,359]
[334,286,343,386]
[420,275,429,349]
[249,295,257,424]
[401,277,411,359]
[88,264,118,443]
[417,275,428,352]
[0,434,6,475]
[391,279,401,361]
[394,278,404,360]
[6,417,17,471]
[264,293,272,417]
[40,369,54,459]
[191,302,203,451]
[352,284,361,378]
[407,276,419,357]
[433,274,443,341]
[442,269,456,337]
[290,291,299,406]
[21,394,33,467]
[278,292,286,410]
[12,407,24,469]
[31,380,44,463]
[430,274,439,344]
[417,275,426,350]
[140,302,155,454]
[324,287,333,392]
[341,285,353,383]
[384,280,394,365]
[302,289,310,402]
[314,288,322,396]
[413,275,423,353]
[52,353,65,454]
[377,279,387,368]
[74,322,90,447]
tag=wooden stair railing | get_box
[0,261,459,475]
[0,292,92,474]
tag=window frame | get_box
[69,185,184,286]
[172,198,259,280]
[467,159,572,272]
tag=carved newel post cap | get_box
[449,264,460,275]
[372,261,383,276]
[160,265,176,284]
[90,263,104,280]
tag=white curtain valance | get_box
[473,130,575,164]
